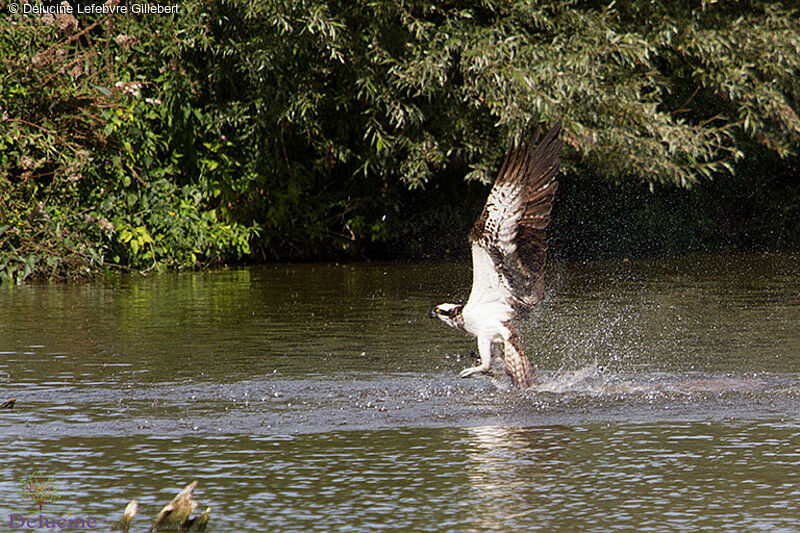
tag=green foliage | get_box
[0,4,257,282]
[216,0,799,189]
[1,1,799,282]
[194,0,799,256]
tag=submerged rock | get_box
[185,507,211,532]
[113,499,138,531]
[151,481,210,532]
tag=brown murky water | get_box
[1,253,799,531]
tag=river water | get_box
[1,254,799,531]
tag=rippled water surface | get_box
[1,254,799,531]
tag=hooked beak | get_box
[428,309,437,319]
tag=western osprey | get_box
[430,123,562,388]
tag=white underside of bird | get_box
[430,123,562,388]
[460,245,516,376]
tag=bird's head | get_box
[429,303,464,329]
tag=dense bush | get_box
[0,3,256,282]
[1,0,798,282]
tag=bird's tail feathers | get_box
[502,321,536,388]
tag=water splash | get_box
[533,364,606,394]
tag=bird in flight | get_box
[430,123,562,388]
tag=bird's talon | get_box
[459,367,484,378]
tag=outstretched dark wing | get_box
[467,122,562,317]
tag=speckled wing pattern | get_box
[468,122,562,318]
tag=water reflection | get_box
[464,425,562,530]
[2,422,800,532]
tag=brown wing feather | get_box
[469,122,562,316]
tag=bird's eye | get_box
[434,307,441,313]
